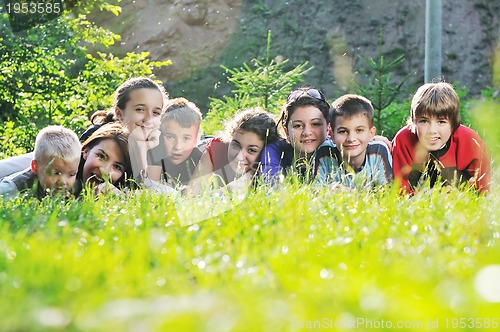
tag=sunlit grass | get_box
[0,175,499,331]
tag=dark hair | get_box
[114,77,168,110]
[279,87,330,131]
[89,77,168,125]
[90,110,117,125]
[222,108,281,145]
[329,94,375,128]
[80,122,132,187]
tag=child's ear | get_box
[370,126,376,139]
[327,123,333,138]
[82,148,89,160]
[115,107,124,121]
[283,126,290,143]
[31,160,38,175]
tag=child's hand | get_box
[373,135,392,150]
[94,182,126,197]
[130,126,160,148]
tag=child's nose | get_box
[142,110,153,123]
[428,121,438,133]
[236,150,245,161]
[100,163,114,179]
[302,125,312,136]
[173,140,183,151]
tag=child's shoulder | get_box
[367,140,391,154]
[393,125,416,140]
[451,125,487,148]
[453,124,482,139]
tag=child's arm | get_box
[457,127,491,192]
[259,139,286,181]
[312,146,340,186]
[391,127,417,193]
[128,127,161,181]
[370,141,393,186]
[0,178,19,200]
[186,150,216,195]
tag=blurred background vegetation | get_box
[0,0,498,157]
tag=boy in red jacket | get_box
[392,82,490,194]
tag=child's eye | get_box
[438,119,448,124]
[183,137,192,142]
[164,134,174,140]
[248,148,260,154]
[312,122,323,127]
[337,129,347,134]
[153,110,162,116]
[356,128,365,133]
[136,108,145,113]
[96,152,106,160]
[292,124,303,129]
[230,142,241,150]
[114,164,124,172]
[69,172,77,177]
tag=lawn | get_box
[0,176,499,331]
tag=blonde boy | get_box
[146,97,204,187]
[392,82,490,193]
[315,94,393,187]
[0,126,81,199]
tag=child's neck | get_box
[344,152,366,172]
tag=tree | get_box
[0,0,170,157]
[204,31,312,134]
[355,29,412,134]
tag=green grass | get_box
[0,177,499,331]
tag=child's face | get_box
[227,130,264,175]
[32,157,79,195]
[331,113,376,166]
[116,88,163,136]
[161,120,199,165]
[285,105,328,156]
[415,115,452,151]
[82,138,126,186]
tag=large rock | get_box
[93,0,500,110]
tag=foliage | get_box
[204,31,312,135]
[0,1,170,158]
[0,178,499,330]
[355,29,412,133]
[375,101,409,140]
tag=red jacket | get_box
[392,125,490,193]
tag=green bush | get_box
[204,31,312,135]
[0,1,170,158]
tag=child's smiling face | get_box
[227,130,264,175]
[415,115,453,151]
[82,138,126,186]
[33,157,79,195]
[331,113,376,169]
[116,88,164,139]
[285,105,328,156]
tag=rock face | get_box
[94,0,499,110]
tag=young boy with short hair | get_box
[315,94,393,187]
[392,82,490,193]
[0,125,81,199]
[146,97,205,187]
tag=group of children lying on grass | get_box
[0,77,491,200]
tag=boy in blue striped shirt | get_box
[314,94,392,187]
